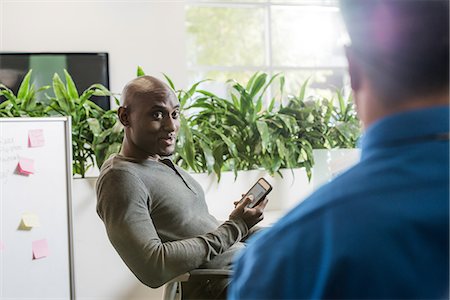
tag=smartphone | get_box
[240,178,272,208]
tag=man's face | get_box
[126,91,180,157]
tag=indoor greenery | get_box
[0,69,120,178]
[47,70,121,176]
[172,72,300,181]
[154,69,361,180]
[0,68,360,180]
[0,70,50,117]
[280,81,361,149]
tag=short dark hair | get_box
[340,0,449,103]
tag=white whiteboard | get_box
[0,117,74,300]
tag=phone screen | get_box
[244,179,272,208]
[247,184,266,205]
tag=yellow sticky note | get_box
[22,213,41,228]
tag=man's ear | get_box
[118,106,130,127]
[345,46,362,92]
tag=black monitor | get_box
[0,52,110,110]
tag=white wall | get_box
[0,0,189,105]
[1,1,187,299]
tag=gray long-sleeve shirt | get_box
[96,154,248,289]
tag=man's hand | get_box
[229,195,268,229]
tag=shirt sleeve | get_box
[96,168,248,288]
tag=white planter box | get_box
[191,168,313,225]
[70,149,360,299]
[70,169,313,299]
[312,148,361,189]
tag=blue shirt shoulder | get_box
[229,106,449,300]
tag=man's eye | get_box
[153,112,163,119]
[172,110,180,119]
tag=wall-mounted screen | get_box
[0,52,110,110]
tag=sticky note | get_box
[28,129,45,147]
[32,239,49,259]
[17,157,35,175]
[22,213,41,228]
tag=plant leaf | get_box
[199,140,215,173]
[52,73,70,112]
[256,120,270,153]
[137,66,146,77]
[249,73,267,98]
[64,69,79,100]
[86,118,102,136]
[298,78,310,100]
[179,115,196,171]
[17,70,32,100]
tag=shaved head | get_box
[121,75,175,108]
[118,75,180,159]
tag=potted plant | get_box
[46,70,119,177]
[0,69,120,178]
[0,70,50,117]
[169,72,361,214]
[281,82,361,189]
[154,72,315,213]
[172,72,300,179]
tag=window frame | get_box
[185,0,347,95]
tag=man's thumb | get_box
[240,195,253,207]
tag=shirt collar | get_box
[360,106,450,160]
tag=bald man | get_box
[96,76,267,299]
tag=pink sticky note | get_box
[18,157,35,175]
[28,129,45,147]
[32,239,49,259]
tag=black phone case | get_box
[245,178,272,208]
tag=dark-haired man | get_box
[96,75,267,299]
[229,0,449,299]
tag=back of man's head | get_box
[340,0,449,105]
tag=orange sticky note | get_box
[18,157,35,175]
[32,239,49,259]
[28,129,45,147]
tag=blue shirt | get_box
[229,106,449,299]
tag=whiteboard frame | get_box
[0,116,75,300]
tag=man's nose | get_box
[163,116,177,131]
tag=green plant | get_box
[46,70,118,177]
[0,70,50,117]
[170,72,303,180]
[1,67,360,180]
[281,81,361,151]
[164,75,208,174]
[225,72,300,177]
[0,69,121,177]
[87,107,123,170]
[325,90,361,148]
[157,69,361,181]
[1,67,361,180]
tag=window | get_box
[186,0,349,98]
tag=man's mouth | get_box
[160,136,176,146]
